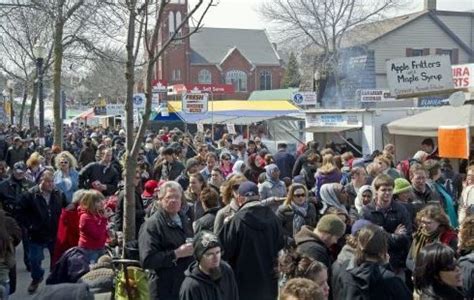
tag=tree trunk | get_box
[29,79,38,130]
[122,0,137,250]
[53,18,64,147]
[18,83,28,129]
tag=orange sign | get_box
[438,126,469,159]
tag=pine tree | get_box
[282,52,301,88]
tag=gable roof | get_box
[341,10,473,56]
[340,11,428,48]
[189,27,281,66]
[219,47,255,70]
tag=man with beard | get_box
[179,231,238,300]
[219,181,284,300]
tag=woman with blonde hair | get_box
[277,183,318,244]
[78,190,108,263]
[406,205,458,272]
[213,174,246,234]
[25,152,46,184]
[53,151,79,203]
[314,154,342,200]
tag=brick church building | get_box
[155,0,285,99]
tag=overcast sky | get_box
[190,0,474,30]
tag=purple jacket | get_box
[315,168,342,199]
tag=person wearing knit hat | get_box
[294,214,346,270]
[393,178,412,195]
[179,231,238,300]
[316,214,346,238]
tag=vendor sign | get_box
[452,64,473,89]
[182,92,208,114]
[386,55,453,96]
[357,89,395,102]
[306,113,362,128]
[438,126,469,159]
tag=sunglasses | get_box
[222,157,230,161]
[60,161,69,164]
[293,193,305,198]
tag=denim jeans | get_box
[20,226,30,269]
[79,248,104,264]
[29,241,54,282]
[0,281,9,300]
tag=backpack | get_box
[396,160,410,180]
[46,247,90,285]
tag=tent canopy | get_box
[387,104,474,136]
[156,100,302,125]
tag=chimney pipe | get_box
[272,42,278,50]
[424,0,436,10]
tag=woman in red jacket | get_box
[52,189,87,266]
[78,190,108,263]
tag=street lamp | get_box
[33,43,46,137]
[6,79,15,125]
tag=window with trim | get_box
[412,49,424,56]
[198,69,212,84]
[437,49,456,63]
[168,12,175,37]
[259,70,272,90]
[175,11,182,37]
[225,70,247,92]
[172,69,181,81]
[406,48,429,57]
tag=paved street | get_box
[11,243,50,300]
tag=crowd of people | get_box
[0,124,472,300]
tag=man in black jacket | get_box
[18,170,67,294]
[152,147,185,181]
[0,162,34,271]
[179,231,238,300]
[78,148,119,197]
[138,181,194,300]
[218,181,284,300]
[361,174,412,276]
[273,143,295,180]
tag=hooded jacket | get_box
[294,225,332,269]
[333,259,411,300]
[179,261,239,300]
[219,200,284,300]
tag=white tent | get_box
[387,104,474,137]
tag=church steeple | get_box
[156,0,190,84]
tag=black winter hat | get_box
[193,231,221,262]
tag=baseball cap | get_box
[13,161,27,173]
[237,181,259,197]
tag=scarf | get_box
[291,202,309,236]
[319,183,348,214]
[410,228,440,261]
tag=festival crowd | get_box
[0,123,471,300]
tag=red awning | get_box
[169,83,235,95]
[75,108,95,120]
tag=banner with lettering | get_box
[386,55,454,97]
